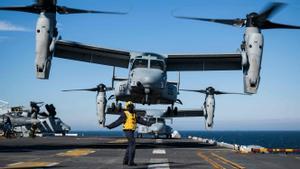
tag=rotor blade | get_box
[56,6,127,15]
[106,87,114,91]
[214,91,247,95]
[260,20,300,29]
[62,88,98,92]
[175,16,245,27]
[38,112,49,117]
[0,5,41,14]
[180,89,206,94]
[45,104,57,117]
[258,2,285,20]
[31,101,44,105]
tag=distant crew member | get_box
[106,101,152,166]
[3,116,13,138]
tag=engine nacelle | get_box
[96,91,107,127]
[242,27,264,94]
[35,12,56,79]
[204,95,215,129]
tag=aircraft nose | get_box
[139,71,163,88]
[151,123,164,132]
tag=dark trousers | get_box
[123,130,136,164]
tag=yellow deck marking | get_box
[4,161,58,169]
[57,149,95,157]
[197,151,225,169]
[211,153,246,169]
[108,139,128,143]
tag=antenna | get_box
[177,72,181,94]
[112,66,115,89]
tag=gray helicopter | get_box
[1,2,300,129]
[25,102,71,137]
[0,101,70,137]
[0,102,40,138]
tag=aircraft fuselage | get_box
[114,53,178,105]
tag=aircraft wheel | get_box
[167,107,171,115]
[111,102,116,112]
[173,107,178,115]
[118,103,122,111]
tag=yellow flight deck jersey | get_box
[123,111,137,130]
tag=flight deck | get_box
[0,136,299,169]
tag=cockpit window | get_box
[149,118,165,124]
[132,59,148,69]
[150,60,164,70]
[157,118,164,123]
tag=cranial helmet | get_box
[125,101,134,109]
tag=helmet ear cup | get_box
[128,105,134,112]
[125,101,134,109]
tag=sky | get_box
[0,0,300,131]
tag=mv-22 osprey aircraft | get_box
[1,1,300,129]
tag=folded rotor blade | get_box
[56,6,127,15]
[38,112,49,117]
[175,16,245,27]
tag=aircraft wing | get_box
[105,108,146,117]
[166,53,242,71]
[163,109,204,118]
[106,108,203,118]
[54,40,131,68]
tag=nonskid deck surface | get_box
[0,136,299,169]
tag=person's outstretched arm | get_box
[106,113,126,129]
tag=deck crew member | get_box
[106,101,152,166]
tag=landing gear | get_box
[167,105,178,116]
[110,102,122,113]
[111,102,116,112]
[117,102,122,112]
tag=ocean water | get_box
[71,130,300,149]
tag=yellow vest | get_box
[123,111,137,130]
